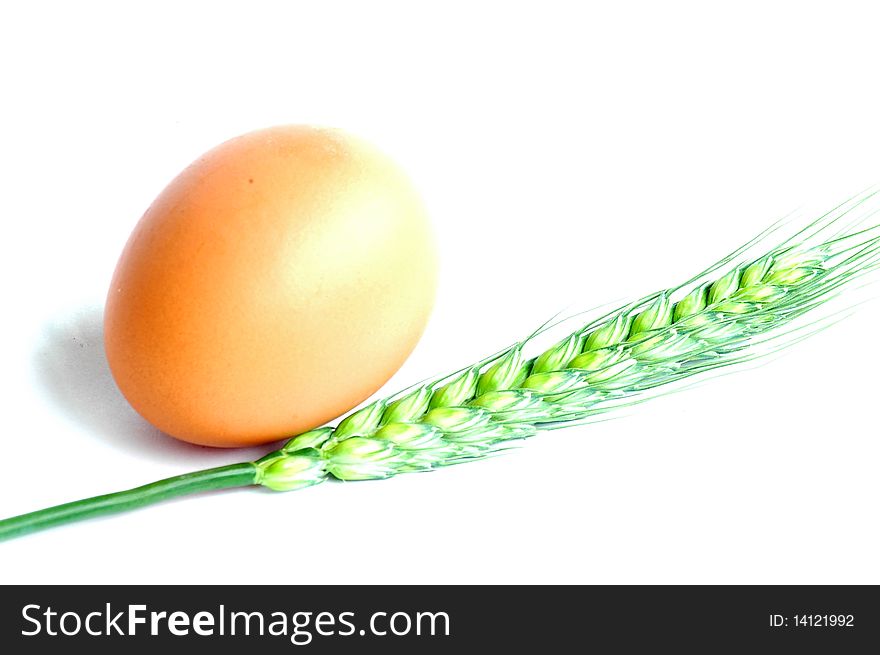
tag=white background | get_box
[1,1,878,584]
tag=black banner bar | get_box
[1,585,877,652]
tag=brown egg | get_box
[104,125,437,447]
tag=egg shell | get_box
[104,125,437,447]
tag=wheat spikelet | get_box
[254,196,880,491]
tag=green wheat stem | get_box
[0,464,257,540]
[2,194,879,540]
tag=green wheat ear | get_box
[257,193,880,489]
[2,193,880,539]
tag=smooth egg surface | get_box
[105,125,437,447]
